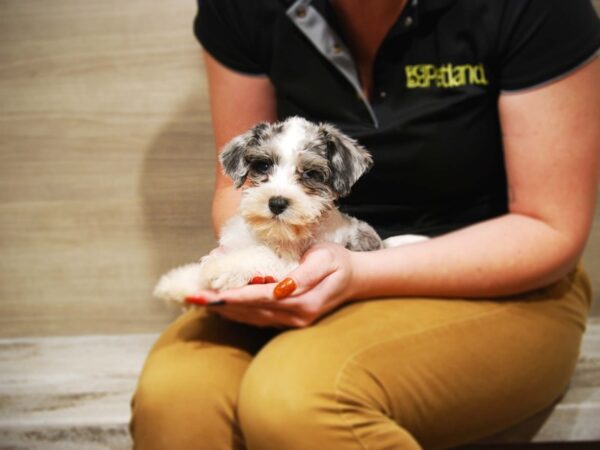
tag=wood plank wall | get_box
[1,0,599,337]
[0,0,213,336]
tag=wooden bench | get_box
[0,320,598,450]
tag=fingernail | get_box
[249,276,265,285]
[185,296,208,306]
[273,277,297,299]
[207,300,226,306]
[265,276,276,283]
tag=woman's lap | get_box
[130,311,277,450]
[131,267,591,450]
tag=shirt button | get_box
[379,91,387,98]
[296,6,307,18]
[404,16,414,27]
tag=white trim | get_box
[286,0,379,127]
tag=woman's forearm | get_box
[351,60,600,301]
[203,50,278,238]
[211,186,241,238]
[350,213,587,300]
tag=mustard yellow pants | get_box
[130,267,591,450]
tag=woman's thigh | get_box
[238,267,591,450]
[130,308,278,450]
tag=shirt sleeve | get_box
[497,0,600,91]
[194,0,266,75]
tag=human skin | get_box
[203,52,277,235]
[198,2,600,327]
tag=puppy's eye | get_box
[250,160,272,174]
[302,170,325,183]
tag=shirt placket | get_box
[286,0,379,128]
[373,0,419,103]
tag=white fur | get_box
[153,210,344,305]
[153,117,429,306]
[274,118,306,162]
[383,234,429,248]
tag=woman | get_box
[131,0,600,448]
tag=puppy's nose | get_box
[268,196,289,215]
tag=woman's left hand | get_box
[193,243,359,328]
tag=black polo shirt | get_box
[195,0,600,238]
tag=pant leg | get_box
[238,266,591,450]
[130,308,278,450]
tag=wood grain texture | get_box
[0,0,599,338]
[0,322,598,449]
[0,333,156,449]
[0,0,216,337]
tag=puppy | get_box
[153,117,424,304]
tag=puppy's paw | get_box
[199,247,294,291]
[153,262,204,304]
[199,257,254,291]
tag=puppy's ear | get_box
[319,123,373,197]
[219,122,270,188]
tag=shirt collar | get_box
[280,0,456,13]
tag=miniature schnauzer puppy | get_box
[154,116,424,304]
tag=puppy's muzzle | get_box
[268,196,289,216]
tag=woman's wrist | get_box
[347,246,413,301]
[348,249,377,301]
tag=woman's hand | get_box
[192,243,360,328]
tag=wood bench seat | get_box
[0,319,598,450]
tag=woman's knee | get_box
[131,343,250,450]
[238,353,337,450]
[236,331,421,450]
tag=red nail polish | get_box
[265,276,276,283]
[185,296,208,305]
[249,276,265,285]
[273,277,297,299]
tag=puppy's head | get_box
[219,116,372,243]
